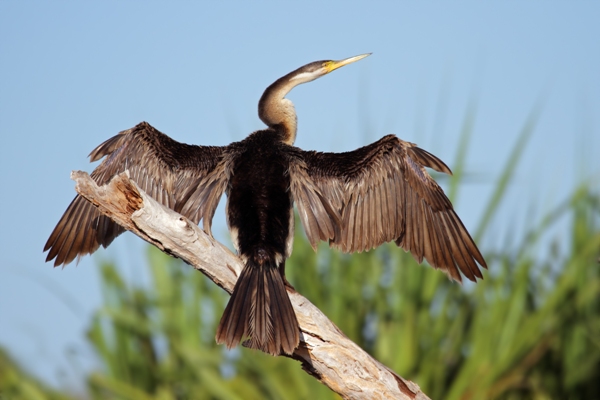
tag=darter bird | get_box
[44,53,486,356]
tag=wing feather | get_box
[286,135,486,282]
[287,158,340,249]
[45,122,227,266]
[358,193,367,252]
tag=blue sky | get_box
[1,2,598,390]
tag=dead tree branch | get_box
[71,170,431,400]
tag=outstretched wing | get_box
[44,122,228,266]
[287,135,486,282]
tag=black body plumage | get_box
[226,130,293,261]
[45,54,487,356]
[218,129,299,354]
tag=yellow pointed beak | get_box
[324,53,371,73]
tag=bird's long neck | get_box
[258,74,301,145]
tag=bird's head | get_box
[259,53,371,145]
[288,53,372,85]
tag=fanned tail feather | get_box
[215,259,299,355]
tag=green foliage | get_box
[0,348,74,400]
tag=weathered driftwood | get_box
[71,170,431,400]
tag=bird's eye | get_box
[322,61,335,72]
